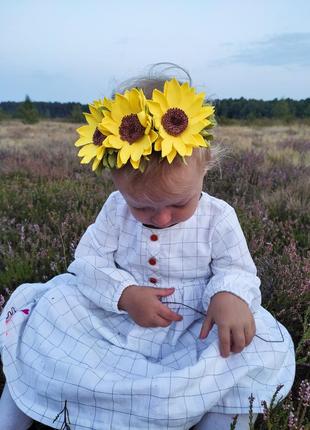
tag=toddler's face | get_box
[114,162,205,228]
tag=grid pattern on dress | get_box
[0,191,295,429]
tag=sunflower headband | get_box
[75,78,215,172]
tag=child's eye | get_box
[132,207,149,212]
[172,202,187,209]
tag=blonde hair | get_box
[111,63,222,182]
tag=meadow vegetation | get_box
[0,120,309,429]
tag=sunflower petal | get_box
[143,140,153,155]
[180,82,193,97]
[84,113,99,128]
[114,94,131,113]
[173,139,187,156]
[152,89,168,111]
[76,125,94,137]
[149,129,158,143]
[165,78,181,106]
[130,143,144,161]
[96,145,106,160]
[78,143,98,158]
[193,133,209,147]
[117,152,124,168]
[187,120,207,134]
[89,105,103,122]
[100,118,119,135]
[80,151,96,163]
[161,138,173,157]
[202,104,215,116]
[137,111,147,127]
[190,106,214,124]
[185,145,193,157]
[75,135,93,147]
[130,158,140,169]
[106,135,123,149]
[154,138,162,151]
[166,148,177,163]
[103,97,113,111]
[92,157,101,171]
[110,95,132,122]
[127,88,141,113]
[147,101,163,118]
[119,144,131,164]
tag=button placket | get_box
[148,231,160,285]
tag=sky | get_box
[0,0,309,103]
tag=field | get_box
[0,120,309,429]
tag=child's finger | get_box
[199,316,213,339]
[154,315,172,328]
[231,327,246,353]
[154,288,175,297]
[218,326,231,358]
[158,305,183,322]
[244,321,256,346]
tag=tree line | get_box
[0,96,86,123]
[0,96,309,124]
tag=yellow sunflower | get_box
[75,98,110,171]
[98,88,157,169]
[147,78,215,163]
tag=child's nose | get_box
[151,208,172,227]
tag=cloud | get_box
[226,33,310,67]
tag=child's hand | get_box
[118,286,183,328]
[199,292,256,358]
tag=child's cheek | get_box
[130,209,149,224]
[177,206,196,223]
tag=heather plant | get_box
[0,121,309,429]
[0,177,114,289]
[228,382,310,430]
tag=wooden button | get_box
[148,257,157,265]
[150,234,158,241]
[149,277,157,284]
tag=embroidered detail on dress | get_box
[6,307,30,323]
[5,307,16,323]
[5,306,31,335]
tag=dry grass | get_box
[215,125,310,170]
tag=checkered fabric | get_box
[0,192,295,429]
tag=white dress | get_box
[0,191,295,430]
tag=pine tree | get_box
[70,104,84,123]
[0,107,9,122]
[18,95,39,124]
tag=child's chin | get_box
[148,221,177,229]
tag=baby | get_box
[0,75,295,430]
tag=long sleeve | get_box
[67,193,137,314]
[203,205,261,312]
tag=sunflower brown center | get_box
[93,128,105,146]
[119,114,145,144]
[161,108,188,136]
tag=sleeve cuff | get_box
[111,281,135,315]
[203,277,261,312]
